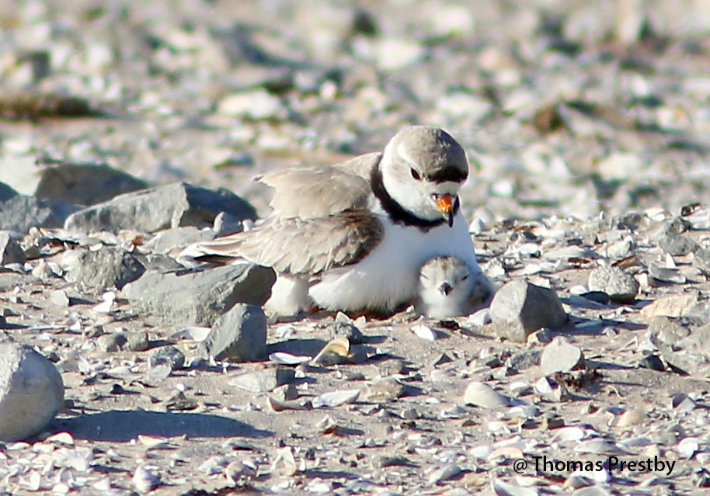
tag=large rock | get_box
[199,304,267,362]
[0,182,18,202]
[0,195,78,233]
[122,263,276,326]
[648,317,710,377]
[489,280,568,342]
[640,293,699,318]
[647,315,704,346]
[0,342,65,441]
[64,246,146,290]
[35,163,148,206]
[0,272,34,292]
[658,234,698,257]
[64,182,257,234]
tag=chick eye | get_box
[410,168,421,180]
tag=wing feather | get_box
[181,154,385,275]
[182,210,384,277]
[258,165,372,218]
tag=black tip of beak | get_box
[440,282,453,295]
[444,211,454,227]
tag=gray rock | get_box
[648,263,686,284]
[229,366,295,393]
[647,315,706,348]
[0,272,34,292]
[83,324,105,339]
[362,378,405,403]
[144,364,172,386]
[658,235,698,256]
[0,195,78,233]
[540,337,585,375]
[96,332,127,352]
[124,331,150,352]
[123,263,275,326]
[0,182,18,202]
[505,349,542,371]
[149,346,185,370]
[489,281,568,342]
[588,265,639,302]
[650,320,710,377]
[377,358,406,377]
[639,354,666,372]
[0,232,25,265]
[35,163,148,206]
[272,383,299,402]
[463,381,510,409]
[0,342,64,441]
[529,328,554,345]
[327,321,365,345]
[662,217,690,236]
[138,253,186,272]
[143,226,217,254]
[49,289,70,307]
[66,246,145,290]
[199,304,267,362]
[694,248,710,276]
[64,182,256,234]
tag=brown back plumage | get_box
[181,156,385,277]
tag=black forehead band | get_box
[425,167,468,184]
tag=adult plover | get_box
[181,125,488,317]
[415,255,493,319]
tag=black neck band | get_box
[370,159,458,232]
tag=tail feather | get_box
[177,235,247,267]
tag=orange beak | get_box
[435,194,455,227]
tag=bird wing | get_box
[333,151,382,180]
[180,153,386,276]
[257,158,377,218]
[182,209,384,277]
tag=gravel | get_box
[1,0,710,494]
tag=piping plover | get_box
[181,125,485,317]
[415,255,493,319]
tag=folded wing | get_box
[182,209,383,276]
[258,162,374,218]
[181,161,385,276]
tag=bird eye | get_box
[410,168,421,180]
